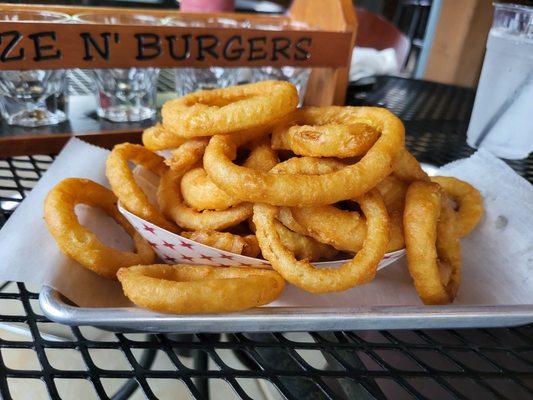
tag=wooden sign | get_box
[0,23,352,70]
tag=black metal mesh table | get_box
[0,76,532,400]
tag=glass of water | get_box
[0,10,70,127]
[466,2,533,159]
[166,16,241,95]
[74,13,161,122]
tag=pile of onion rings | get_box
[44,80,484,313]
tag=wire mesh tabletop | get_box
[0,76,532,399]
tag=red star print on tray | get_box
[164,255,176,262]
[180,255,194,262]
[179,241,194,249]
[200,254,213,261]
[162,241,175,249]
[220,253,234,260]
[143,225,156,234]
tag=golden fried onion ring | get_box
[180,138,278,211]
[393,149,429,182]
[181,167,241,211]
[106,143,177,232]
[204,107,404,206]
[272,158,404,253]
[117,264,285,313]
[253,189,389,293]
[181,231,260,258]
[162,81,298,138]
[404,181,461,304]
[142,123,187,151]
[158,157,253,231]
[44,178,155,278]
[274,221,338,261]
[431,176,483,237]
[165,138,209,172]
[272,108,380,158]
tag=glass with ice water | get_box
[0,10,70,127]
[74,13,161,122]
[466,2,533,159]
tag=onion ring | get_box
[431,176,483,237]
[181,167,241,211]
[44,178,156,278]
[117,264,285,313]
[273,158,404,253]
[165,138,210,172]
[253,189,389,293]
[181,231,260,258]
[142,123,187,151]
[274,221,338,261]
[271,107,380,158]
[180,138,278,211]
[204,106,405,206]
[162,81,298,137]
[106,143,177,232]
[404,181,461,304]
[393,149,429,182]
[158,166,252,231]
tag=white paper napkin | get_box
[0,138,130,307]
[0,140,531,308]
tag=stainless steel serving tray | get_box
[39,286,533,333]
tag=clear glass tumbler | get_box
[240,20,311,105]
[166,16,241,96]
[466,2,533,159]
[0,10,70,127]
[74,13,161,122]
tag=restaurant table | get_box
[0,76,532,400]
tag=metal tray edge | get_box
[39,286,533,333]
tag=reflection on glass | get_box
[0,10,70,127]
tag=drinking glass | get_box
[74,13,161,122]
[166,16,241,95]
[0,10,70,127]
[466,2,533,159]
[240,20,311,104]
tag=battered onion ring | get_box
[404,181,461,304]
[204,106,405,206]
[431,176,483,237]
[393,149,429,182]
[44,178,155,278]
[181,231,260,258]
[273,158,404,253]
[117,264,285,313]
[165,138,209,172]
[253,189,389,293]
[158,167,252,231]
[271,109,380,158]
[106,143,177,232]
[181,167,240,211]
[274,221,338,261]
[180,138,278,211]
[142,123,187,151]
[162,81,298,137]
